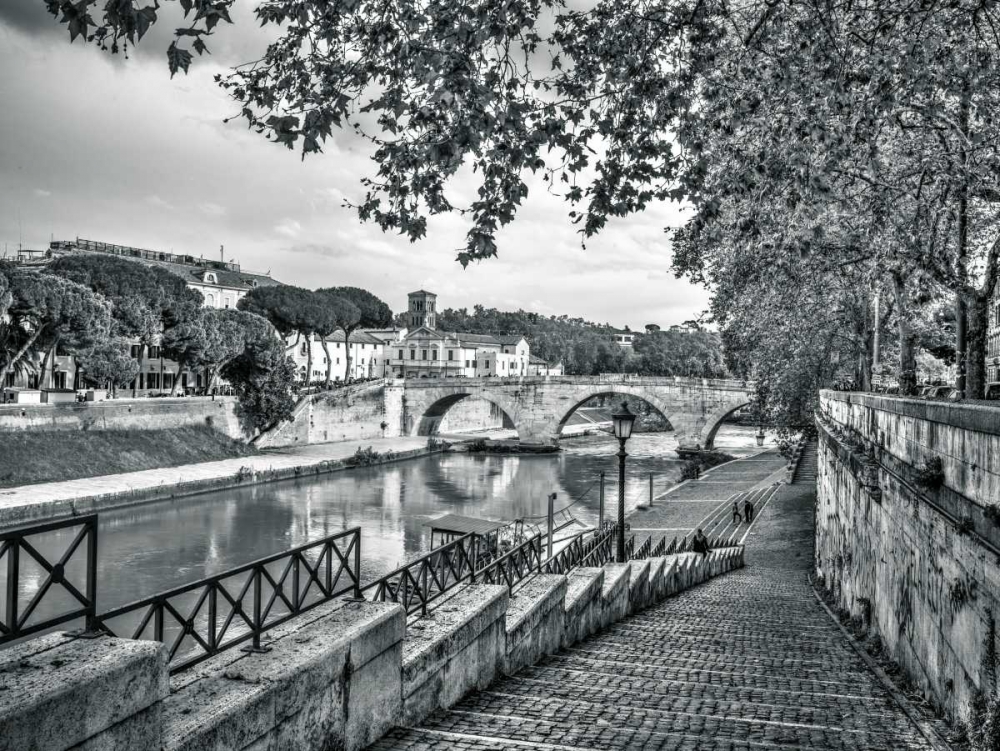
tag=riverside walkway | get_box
[373,452,948,751]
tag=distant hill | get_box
[404,305,728,377]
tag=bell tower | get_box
[408,290,437,330]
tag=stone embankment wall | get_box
[0,396,243,438]
[1,547,743,751]
[816,390,1000,724]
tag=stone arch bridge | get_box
[401,375,752,453]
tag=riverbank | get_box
[0,435,445,528]
[0,425,257,489]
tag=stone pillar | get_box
[0,632,169,751]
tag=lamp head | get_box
[611,400,636,441]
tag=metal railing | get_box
[96,527,362,672]
[363,533,479,617]
[477,534,544,590]
[632,536,652,560]
[1,515,99,644]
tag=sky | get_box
[0,1,709,330]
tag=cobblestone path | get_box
[372,454,940,750]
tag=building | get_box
[388,290,533,378]
[988,286,1000,395]
[528,355,564,376]
[388,329,485,378]
[406,290,438,330]
[613,331,636,347]
[290,330,388,383]
[4,238,281,396]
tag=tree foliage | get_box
[318,287,391,382]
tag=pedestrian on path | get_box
[743,497,754,524]
[692,528,710,557]
[732,500,743,525]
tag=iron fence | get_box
[1,515,98,644]
[632,536,652,560]
[96,527,362,672]
[478,534,543,590]
[651,536,667,557]
[364,533,479,616]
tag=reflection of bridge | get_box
[401,375,751,453]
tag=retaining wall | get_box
[0,546,743,751]
[0,396,242,439]
[816,390,1000,724]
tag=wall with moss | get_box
[816,391,1000,725]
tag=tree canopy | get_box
[44,0,1000,405]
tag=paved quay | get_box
[0,435,433,527]
[373,453,947,751]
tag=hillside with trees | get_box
[429,306,728,378]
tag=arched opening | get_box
[415,393,518,437]
[556,391,674,438]
[700,401,751,450]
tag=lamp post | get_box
[611,401,637,563]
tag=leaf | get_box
[166,42,193,78]
[135,6,157,42]
[193,37,209,56]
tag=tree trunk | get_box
[39,339,57,390]
[305,335,313,386]
[0,325,44,388]
[132,342,146,397]
[965,238,999,399]
[956,79,971,397]
[285,331,301,351]
[321,338,333,386]
[169,363,184,396]
[892,273,918,396]
[343,327,355,384]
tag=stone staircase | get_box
[371,484,939,751]
[792,437,818,484]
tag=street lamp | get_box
[611,401,637,563]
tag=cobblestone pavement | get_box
[371,454,940,750]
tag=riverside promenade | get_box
[374,451,952,751]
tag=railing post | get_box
[252,568,263,651]
[547,492,556,560]
[599,472,605,528]
[353,530,363,600]
[649,472,653,507]
[470,536,478,583]
[421,565,429,617]
[6,539,19,634]
[85,518,98,632]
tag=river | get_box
[9,425,764,619]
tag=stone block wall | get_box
[816,391,1000,724]
[0,397,242,439]
[1,546,744,751]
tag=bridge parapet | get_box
[399,374,751,454]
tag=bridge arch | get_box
[554,385,677,436]
[699,399,751,450]
[408,390,521,438]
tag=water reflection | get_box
[5,425,763,622]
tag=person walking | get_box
[732,500,743,525]
[692,528,710,557]
[744,497,755,524]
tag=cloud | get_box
[199,202,226,217]
[274,219,302,238]
[0,10,709,331]
[32,188,51,197]
[144,195,175,211]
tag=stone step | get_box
[555,646,874,685]
[410,687,924,751]
[490,668,896,721]
[517,662,888,705]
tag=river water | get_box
[8,425,764,620]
